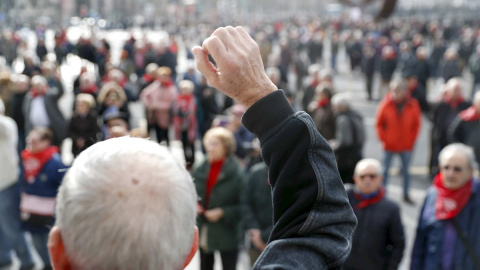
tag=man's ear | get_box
[48,226,73,270]
[183,226,199,269]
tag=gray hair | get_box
[439,143,478,170]
[55,137,197,270]
[31,75,47,86]
[354,159,383,176]
[331,93,350,107]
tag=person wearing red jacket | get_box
[376,80,421,203]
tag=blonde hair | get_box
[76,94,96,109]
[178,80,194,93]
[156,67,172,77]
[97,82,127,105]
[203,127,236,156]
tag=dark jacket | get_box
[380,58,397,81]
[432,100,471,149]
[192,155,246,253]
[242,91,357,269]
[449,113,480,165]
[344,187,405,270]
[333,109,365,171]
[23,86,67,147]
[67,112,101,156]
[312,103,336,141]
[411,180,480,270]
[440,59,462,82]
[243,162,273,244]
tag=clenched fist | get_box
[193,26,277,108]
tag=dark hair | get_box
[35,127,54,143]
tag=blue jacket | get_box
[242,91,357,269]
[20,153,68,233]
[411,179,480,270]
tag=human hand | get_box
[76,138,85,148]
[197,203,205,215]
[250,229,266,251]
[204,208,224,223]
[193,26,277,108]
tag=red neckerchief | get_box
[142,73,154,83]
[311,79,320,88]
[160,78,174,87]
[21,146,59,184]
[30,87,46,98]
[444,95,465,110]
[204,158,225,209]
[354,187,386,209]
[80,84,98,94]
[434,173,473,220]
[459,106,480,122]
[317,98,330,108]
[177,94,194,112]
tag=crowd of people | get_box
[0,12,480,270]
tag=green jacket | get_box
[192,155,246,252]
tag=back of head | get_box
[55,137,197,270]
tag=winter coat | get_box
[344,187,405,270]
[332,109,365,171]
[432,100,471,149]
[449,108,480,165]
[312,102,336,141]
[192,155,246,253]
[140,81,177,129]
[376,94,421,152]
[23,86,67,146]
[380,58,397,81]
[440,59,462,82]
[242,162,273,244]
[411,180,480,270]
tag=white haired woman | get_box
[192,127,245,270]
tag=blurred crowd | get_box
[1,13,480,270]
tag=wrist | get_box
[242,81,277,108]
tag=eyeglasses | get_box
[358,174,378,179]
[441,165,464,173]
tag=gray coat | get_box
[23,84,67,146]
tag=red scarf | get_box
[80,84,98,94]
[434,173,473,220]
[30,87,46,98]
[160,79,174,87]
[21,146,59,184]
[354,187,386,209]
[204,159,225,208]
[142,73,154,83]
[444,96,465,110]
[459,106,480,122]
[317,98,330,108]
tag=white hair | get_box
[354,159,383,176]
[439,143,478,170]
[31,75,47,86]
[331,93,350,107]
[55,137,197,270]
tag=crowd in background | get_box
[1,12,480,270]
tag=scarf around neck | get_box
[354,187,386,209]
[434,173,473,220]
[21,146,59,184]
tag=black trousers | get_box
[152,125,169,146]
[200,249,238,270]
[181,131,195,166]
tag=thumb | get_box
[193,46,218,85]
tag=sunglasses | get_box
[359,174,378,179]
[441,165,464,173]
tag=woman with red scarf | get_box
[140,67,177,146]
[192,127,245,270]
[412,143,480,270]
[173,80,197,169]
[20,128,68,270]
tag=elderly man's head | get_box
[48,138,199,270]
[390,80,407,102]
[445,77,463,100]
[438,143,477,190]
[331,93,349,113]
[354,159,384,195]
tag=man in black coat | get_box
[430,78,471,176]
[344,159,405,270]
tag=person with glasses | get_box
[344,159,405,270]
[412,143,480,270]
